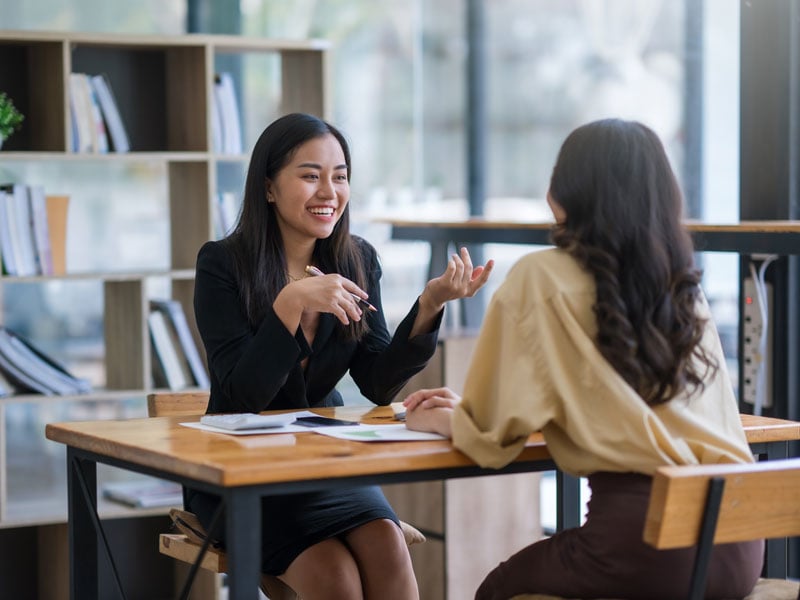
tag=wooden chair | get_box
[147,391,425,600]
[512,458,800,600]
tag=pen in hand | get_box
[304,265,378,312]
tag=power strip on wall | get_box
[741,277,772,409]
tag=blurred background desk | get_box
[385,218,800,585]
[384,218,800,333]
[385,218,800,272]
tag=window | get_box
[0,0,742,392]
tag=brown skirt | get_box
[475,472,764,600]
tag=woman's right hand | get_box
[274,273,367,329]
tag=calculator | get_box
[199,413,296,431]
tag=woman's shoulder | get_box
[508,247,590,286]
[495,248,594,307]
[197,239,234,270]
[351,234,376,254]
[351,234,380,268]
[198,238,226,254]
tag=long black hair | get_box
[549,119,716,405]
[223,113,368,341]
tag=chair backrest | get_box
[147,391,210,418]
[643,457,800,549]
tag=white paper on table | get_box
[180,410,321,435]
[180,421,312,435]
[312,424,446,442]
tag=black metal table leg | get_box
[225,488,262,600]
[68,449,98,600]
[765,440,789,578]
[556,471,581,531]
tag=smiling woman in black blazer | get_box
[190,112,493,600]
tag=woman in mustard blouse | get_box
[404,119,763,600]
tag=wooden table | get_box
[384,218,800,256]
[383,218,800,328]
[45,407,800,599]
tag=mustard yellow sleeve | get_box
[451,280,556,469]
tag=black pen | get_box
[305,265,378,312]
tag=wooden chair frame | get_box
[512,459,800,600]
[643,458,800,600]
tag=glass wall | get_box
[0,1,185,34]
[699,0,741,381]
[252,0,740,356]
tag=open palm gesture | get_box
[423,246,494,310]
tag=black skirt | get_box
[475,471,764,600]
[186,485,398,575]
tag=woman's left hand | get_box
[420,247,494,313]
[403,386,461,412]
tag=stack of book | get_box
[0,327,91,396]
[148,299,210,391]
[0,184,68,276]
[69,72,130,154]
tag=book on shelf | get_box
[69,72,109,153]
[0,183,38,277]
[83,74,109,153]
[0,369,13,397]
[68,96,80,153]
[102,478,183,509]
[0,189,18,276]
[27,185,53,276]
[214,72,243,154]
[149,299,209,388]
[68,73,95,153]
[0,327,91,395]
[210,87,224,153]
[45,194,69,275]
[90,73,130,153]
[0,185,66,277]
[148,310,190,390]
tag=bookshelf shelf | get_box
[0,268,198,282]
[0,29,328,544]
[1,496,170,530]
[0,151,212,161]
[211,153,251,163]
[0,386,207,405]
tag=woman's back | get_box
[451,247,752,476]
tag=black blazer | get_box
[194,237,442,414]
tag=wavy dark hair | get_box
[549,119,716,405]
[223,113,368,341]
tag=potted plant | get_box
[0,92,24,149]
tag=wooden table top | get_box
[45,406,548,487]
[739,413,800,443]
[381,218,800,233]
[45,408,799,488]
[381,218,800,254]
